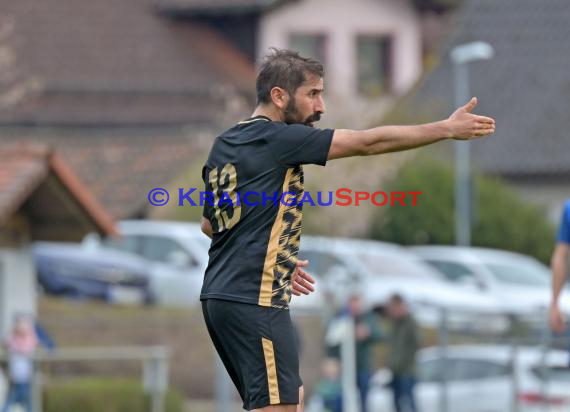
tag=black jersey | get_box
[201,116,334,308]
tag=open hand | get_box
[447,97,496,140]
[291,259,316,296]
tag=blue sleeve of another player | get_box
[557,201,570,244]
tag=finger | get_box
[473,126,495,134]
[475,116,495,125]
[473,124,494,132]
[298,270,316,284]
[292,289,302,296]
[296,277,315,292]
[473,130,493,137]
[462,97,477,113]
[296,259,309,268]
[293,284,311,295]
[294,273,315,289]
[477,125,495,133]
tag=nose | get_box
[315,94,325,114]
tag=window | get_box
[419,357,510,382]
[356,253,440,279]
[483,259,550,287]
[289,33,326,64]
[532,366,570,382]
[418,358,445,383]
[356,35,392,97]
[298,250,344,277]
[450,359,511,381]
[425,260,477,283]
[103,235,140,254]
[140,236,197,267]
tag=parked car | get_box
[33,241,152,305]
[33,220,210,307]
[410,246,570,324]
[299,237,508,332]
[95,220,209,306]
[368,345,570,412]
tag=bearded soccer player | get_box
[200,49,495,412]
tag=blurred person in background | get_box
[310,358,343,412]
[386,294,419,412]
[326,293,382,412]
[1,315,38,412]
[550,199,570,334]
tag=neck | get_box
[251,104,283,122]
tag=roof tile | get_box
[392,0,570,175]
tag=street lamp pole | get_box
[450,42,494,246]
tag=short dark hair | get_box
[256,48,324,105]
[389,293,405,305]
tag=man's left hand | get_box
[291,259,316,296]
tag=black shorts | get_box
[201,299,302,410]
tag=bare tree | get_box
[0,14,42,110]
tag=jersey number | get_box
[208,163,241,232]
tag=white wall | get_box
[259,0,422,127]
[0,248,37,339]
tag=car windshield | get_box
[532,366,570,382]
[481,257,550,286]
[355,252,439,279]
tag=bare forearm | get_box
[359,121,452,155]
[551,245,569,304]
[331,121,452,159]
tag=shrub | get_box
[43,378,184,412]
[370,158,556,263]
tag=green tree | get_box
[370,158,556,263]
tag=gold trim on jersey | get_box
[262,337,280,404]
[259,168,293,307]
[271,167,303,306]
[237,117,270,125]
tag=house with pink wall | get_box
[259,0,424,128]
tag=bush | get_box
[370,158,556,263]
[43,378,184,412]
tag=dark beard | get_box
[283,97,300,125]
[283,97,322,127]
[304,112,321,125]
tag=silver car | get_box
[299,236,508,332]
[97,220,209,307]
[368,345,570,412]
[410,246,570,324]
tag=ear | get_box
[270,86,289,110]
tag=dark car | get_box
[33,241,153,304]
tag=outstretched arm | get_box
[550,243,569,332]
[328,97,495,160]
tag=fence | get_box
[317,304,567,412]
[0,345,170,412]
